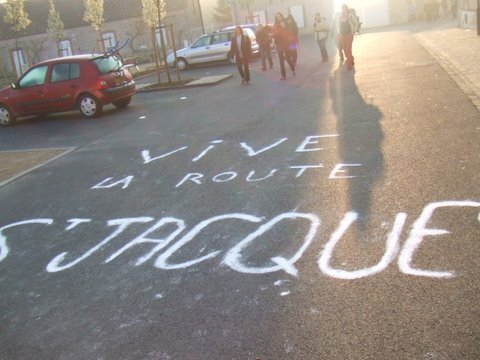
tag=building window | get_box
[59,40,73,57]
[11,48,29,78]
[103,32,117,51]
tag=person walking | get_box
[336,4,359,70]
[256,24,273,71]
[313,12,329,62]
[285,14,299,66]
[230,26,252,85]
[332,11,345,63]
[272,12,295,80]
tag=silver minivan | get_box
[166,28,259,70]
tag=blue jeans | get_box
[260,48,273,69]
[317,38,329,61]
[277,50,295,78]
[236,60,250,81]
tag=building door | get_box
[290,5,306,28]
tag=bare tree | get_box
[47,0,64,57]
[0,46,15,86]
[126,21,146,55]
[142,0,172,84]
[3,0,31,78]
[26,37,47,64]
[238,0,254,19]
[83,0,105,53]
[213,0,232,25]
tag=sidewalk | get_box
[135,74,233,92]
[416,21,480,110]
[130,62,233,91]
[1,22,479,188]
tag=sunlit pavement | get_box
[135,20,480,110]
[0,19,479,360]
[416,21,480,110]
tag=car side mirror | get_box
[10,82,18,89]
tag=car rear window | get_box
[92,56,123,74]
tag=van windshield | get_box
[93,56,123,74]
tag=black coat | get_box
[256,27,271,51]
[230,34,252,63]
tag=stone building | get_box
[457,0,478,30]
[0,0,204,78]
[206,0,455,34]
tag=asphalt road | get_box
[1,25,479,360]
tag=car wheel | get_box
[112,96,132,109]
[176,58,188,71]
[0,104,16,126]
[227,52,235,64]
[78,94,102,118]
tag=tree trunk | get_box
[157,1,171,84]
[151,27,162,85]
[14,37,21,79]
[98,30,105,53]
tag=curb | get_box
[0,147,76,188]
[136,74,233,93]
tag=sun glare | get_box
[334,0,391,28]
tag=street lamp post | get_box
[231,0,239,25]
[477,0,480,35]
[197,0,205,34]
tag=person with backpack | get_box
[313,12,330,62]
[349,8,362,33]
[256,24,273,71]
[336,4,360,70]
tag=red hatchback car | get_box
[0,54,136,126]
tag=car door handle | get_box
[70,85,77,88]
[206,47,210,49]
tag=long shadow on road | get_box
[328,66,384,230]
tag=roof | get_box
[35,54,101,65]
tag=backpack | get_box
[350,10,361,33]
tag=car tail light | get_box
[123,69,132,81]
[98,79,109,90]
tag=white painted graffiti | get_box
[1,201,479,279]
[90,135,364,190]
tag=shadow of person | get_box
[328,67,384,232]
